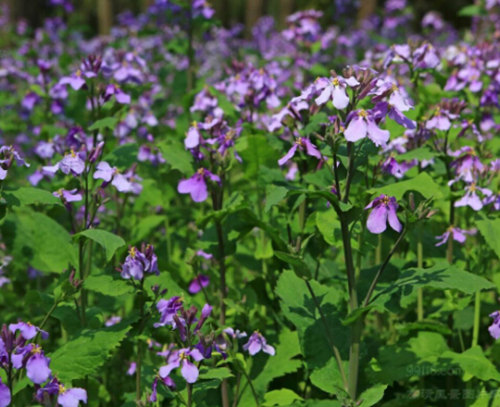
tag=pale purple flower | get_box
[104,316,122,327]
[243,331,275,356]
[154,296,183,328]
[120,245,158,280]
[224,327,247,339]
[489,311,500,339]
[435,226,476,246]
[188,275,209,294]
[344,109,390,146]
[425,107,455,131]
[314,75,359,109]
[9,321,47,340]
[365,194,402,234]
[178,168,221,203]
[58,150,85,176]
[185,121,202,149]
[58,386,87,407]
[159,348,204,383]
[126,362,136,375]
[53,189,82,204]
[0,378,10,407]
[278,137,322,166]
[454,183,492,211]
[104,84,131,104]
[26,346,51,384]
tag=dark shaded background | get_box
[4,0,474,35]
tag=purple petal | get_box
[26,353,51,384]
[366,205,388,234]
[57,388,87,407]
[366,120,390,146]
[332,86,349,109]
[181,360,199,383]
[344,117,367,143]
[278,144,299,166]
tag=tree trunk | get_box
[278,0,294,30]
[357,0,377,25]
[97,0,113,35]
[244,0,263,37]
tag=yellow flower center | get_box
[32,345,42,354]
[70,149,76,158]
[331,77,340,87]
[197,168,206,176]
[58,384,67,395]
[358,109,368,118]
[129,247,137,258]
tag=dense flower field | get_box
[0,0,499,406]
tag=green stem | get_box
[241,368,260,407]
[363,228,407,307]
[35,301,59,342]
[471,291,481,347]
[417,234,424,321]
[187,383,192,407]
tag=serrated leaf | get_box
[84,274,133,296]
[2,187,62,207]
[476,216,500,259]
[265,185,288,212]
[315,209,339,246]
[50,322,132,382]
[263,389,303,406]
[441,346,500,382]
[274,251,311,279]
[88,117,118,131]
[75,229,125,262]
[357,384,387,407]
[158,140,194,174]
[369,172,443,200]
[198,367,233,381]
[3,208,76,273]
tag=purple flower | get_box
[58,386,87,407]
[188,275,210,294]
[0,378,10,407]
[185,121,203,149]
[126,362,136,375]
[224,327,247,339]
[278,137,322,166]
[435,226,476,247]
[314,75,359,109]
[243,331,275,356]
[120,245,158,280]
[489,311,500,340]
[425,107,456,131]
[154,296,183,328]
[9,321,47,340]
[454,183,492,211]
[104,316,122,327]
[26,345,51,384]
[58,150,85,176]
[104,84,131,105]
[365,194,402,234]
[53,189,83,205]
[192,0,215,19]
[344,109,390,146]
[177,168,221,203]
[159,348,204,383]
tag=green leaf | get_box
[395,147,436,162]
[263,389,303,406]
[84,274,133,297]
[458,4,485,16]
[103,143,139,170]
[372,263,494,309]
[357,384,387,407]
[274,251,311,279]
[2,187,62,207]
[441,346,500,382]
[50,322,132,382]
[369,172,443,200]
[158,140,194,174]
[476,216,500,259]
[3,208,76,273]
[265,185,288,213]
[74,229,125,262]
[315,209,339,246]
[368,332,450,383]
[88,117,118,132]
[309,358,347,396]
[198,367,233,381]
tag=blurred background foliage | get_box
[4,0,474,36]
